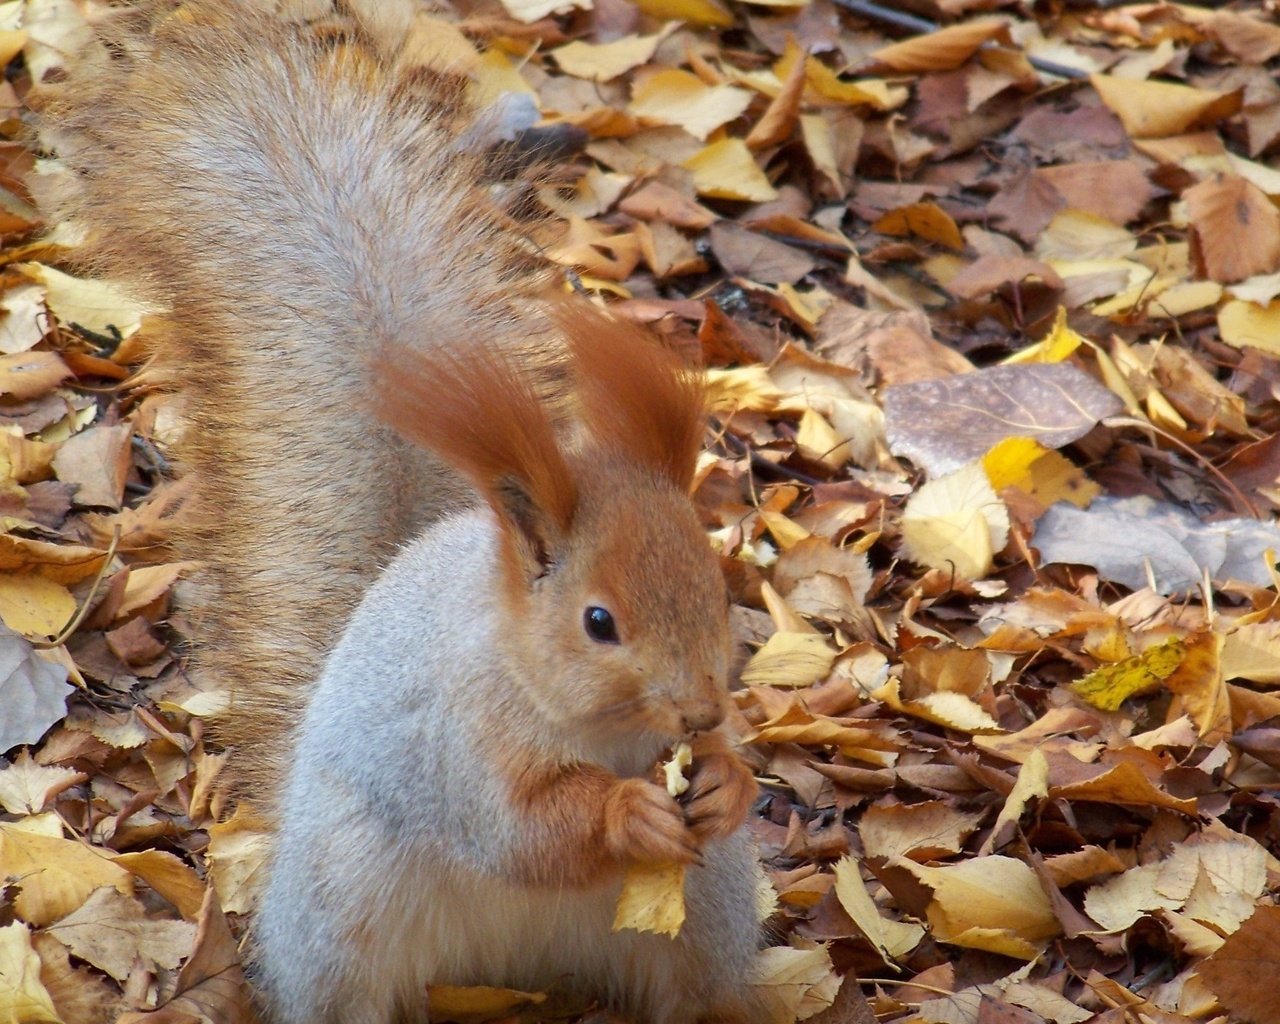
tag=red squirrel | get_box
[38,1,763,1021]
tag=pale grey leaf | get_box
[883,363,1123,477]
[0,624,73,752]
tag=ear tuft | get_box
[372,344,576,538]
[551,302,706,492]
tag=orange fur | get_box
[555,303,706,492]
[373,345,576,536]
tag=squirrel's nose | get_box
[678,697,724,733]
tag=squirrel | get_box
[37,2,764,1022]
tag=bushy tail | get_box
[36,0,559,793]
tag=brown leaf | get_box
[869,19,1011,73]
[1034,161,1156,226]
[48,887,195,982]
[747,40,806,150]
[1184,174,1280,284]
[1197,905,1280,1024]
[0,351,71,400]
[709,222,815,285]
[1204,11,1280,64]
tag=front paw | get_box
[604,778,700,865]
[683,750,756,841]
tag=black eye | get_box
[584,606,619,644]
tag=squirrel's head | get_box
[377,301,731,741]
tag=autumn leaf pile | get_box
[3,0,1280,1021]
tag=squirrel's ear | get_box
[372,345,577,570]
[551,301,705,492]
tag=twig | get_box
[832,0,1090,81]
[36,527,121,649]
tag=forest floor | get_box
[2,0,1280,1022]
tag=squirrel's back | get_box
[37,0,561,789]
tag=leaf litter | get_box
[2,0,1280,1022]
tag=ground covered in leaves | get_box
[2,0,1280,1021]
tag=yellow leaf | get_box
[0,352,71,402]
[798,113,841,193]
[750,942,838,1023]
[758,510,810,551]
[870,19,1011,73]
[0,30,26,69]
[0,573,74,638]
[16,263,144,339]
[900,462,1009,581]
[982,748,1050,855]
[832,856,924,963]
[904,856,1061,959]
[702,365,782,413]
[112,850,207,920]
[683,139,779,203]
[1070,637,1184,712]
[795,408,850,469]
[775,43,906,110]
[0,825,133,926]
[749,704,898,761]
[740,631,837,688]
[401,15,479,72]
[1218,299,1280,356]
[551,28,669,82]
[206,803,272,915]
[0,923,60,1024]
[1090,75,1241,139]
[1221,621,1280,685]
[632,0,733,27]
[1163,631,1230,742]
[1148,280,1221,318]
[612,861,687,937]
[982,437,1098,509]
[469,50,536,109]
[426,986,546,1019]
[630,69,753,141]
[873,678,1002,734]
[1005,307,1084,364]
[1035,212,1138,263]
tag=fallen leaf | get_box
[884,363,1122,477]
[16,264,144,338]
[551,29,670,82]
[1090,75,1241,139]
[0,626,73,751]
[683,138,779,203]
[1070,637,1184,712]
[0,351,70,401]
[832,855,924,962]
[1184,174,1280,284]
[740,632,837,689]
[1197,905,1280,1024]
[612,860,687,937]
[870,19,1011,73]
[631,69,753,141]
[0,824,133,926]
[0,922,60,1024]
[48,887,195,983]
[903,856,1061,959]
[0,573,74,639]
[900,462,1009,581]
[0,749,84,816]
